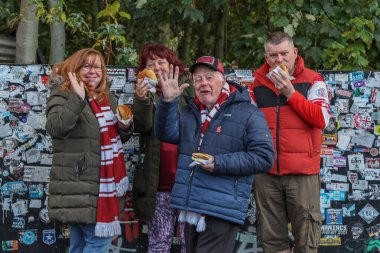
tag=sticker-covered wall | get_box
[0,65,379,253]
[316,70,380,253]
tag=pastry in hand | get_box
[267,63,294,80]
[137,69,158,91]
[269,63,288,74]
[189,152,213,167]
[116,104,133,124]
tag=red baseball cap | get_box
[189,56,225,75]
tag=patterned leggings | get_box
[148,192,186,253]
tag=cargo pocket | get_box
[307,211,323,248]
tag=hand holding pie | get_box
[116,105,133,125]
[189,152,214,167]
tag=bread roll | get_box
[270,64,288,73]
[117,105,132,120]
[278,64,288,73]
[137,69,157,81]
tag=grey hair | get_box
[215,71,225,81]
[264,31,295,52]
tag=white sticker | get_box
[29,199,42,209]
[352,180,368,190]
[347,154,365,171]
[11,199,28,216]
[326,183,350,192]
[358,203,379,224]
[23,166,51,182]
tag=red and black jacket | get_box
[249,56,329,175]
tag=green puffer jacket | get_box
[132,80,194,220]
[46,75,132,224]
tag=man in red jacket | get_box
[249,31,330,253]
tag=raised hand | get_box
[68,72,85,100]
[157,64,189,102]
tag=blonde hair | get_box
[52,48,108,101]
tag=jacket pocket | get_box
[306,211,323,248]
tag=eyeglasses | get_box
[81,64,102,72]
[193,72,216,84]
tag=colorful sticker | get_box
[349,71,365,82]
[18,230,37,245]
[319,237,341,246]
[1,240,19,251]
[353,113,373,130]
[326,209,343,224]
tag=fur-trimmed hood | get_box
[47,74,65,90]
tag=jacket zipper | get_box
[186,167,195,208]
[276,97,281,175]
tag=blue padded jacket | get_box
[154,82,274,224]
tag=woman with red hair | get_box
[132,44,194,252]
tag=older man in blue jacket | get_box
[154,56,274,253]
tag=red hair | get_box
[138,44,185,77]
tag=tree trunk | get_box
[214,7,227,59]
[48,0,65,64]
[15,0,39,64]
[91,0,100,32]
[197,10,213,57]
[179,18,192,64]
[158,22,171,44]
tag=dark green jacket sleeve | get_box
[46,90,86,138]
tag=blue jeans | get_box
[70,224,113,253]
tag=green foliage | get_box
[1,0,379,70]
[0,0,20,34]
[37,0,134,65]
[115,47,137,66]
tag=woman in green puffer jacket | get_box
[46,48,133,253]
[132,44,194,253]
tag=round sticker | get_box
[21,231,36,245]
[370,148,379,157]
[353,113,372,130]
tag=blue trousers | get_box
[70,224,113,253]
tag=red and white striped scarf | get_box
[88,96,129,237]
[179,82,236,232]
[195,82,235,148]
